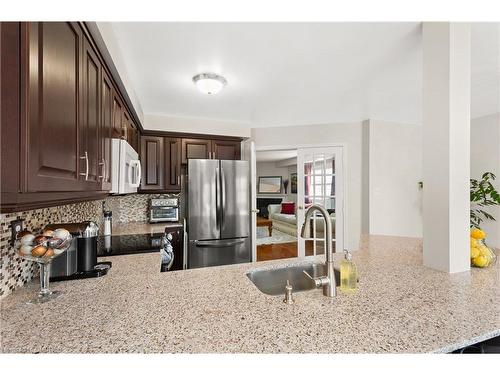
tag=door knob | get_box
[298,205,304,210]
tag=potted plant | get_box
[469,172,500,268]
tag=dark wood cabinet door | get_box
[122,109,131,141]
[140,136,164,190]
[129,125,139,152]
[164,138,181,191]
[26,22,85,192]
[100,68,113,190]
[181,138,211,164]
[124,114,138,151]
[80,37,101,187]
[1,22,21,195]
[112,90,123,138]
[212,140,241,160]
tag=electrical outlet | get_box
[10,219,24,245]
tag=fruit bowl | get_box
[471,239,497,268]
[470,228,497,268]
[16,228,72,304]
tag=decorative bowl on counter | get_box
[16,228,73,304]
[470,228,497,268]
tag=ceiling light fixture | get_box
[192,72,227,95]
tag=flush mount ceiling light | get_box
[192,72,227,95]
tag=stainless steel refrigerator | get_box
[187,159,251,269]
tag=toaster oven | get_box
[149,198,179,223]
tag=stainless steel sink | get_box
[246,263,340,296]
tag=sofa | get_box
[268,203,336,238]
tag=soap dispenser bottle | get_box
[340,250,357,292]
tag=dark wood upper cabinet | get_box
[1,22,247,212]
[181,138,211,164]
[1,21,147,212]
[123,112,138,152]
[100,68,113,190]
[164,138,181,191]
[26,22,85,192]
[122,109,131,140]
[212,139,241,160]
[140,136,164,191]
[112,90,123,138]
[80,37,101,186]
[181,138,241,164]
[128,124,139,152]
[1,23,21,196]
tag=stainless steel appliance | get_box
[48,222,111,281]
[149,198,179,223]
[95,225,184,272]
[160,226,184,272]
[187,159,250,269]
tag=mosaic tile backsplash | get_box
[0,193,179,299]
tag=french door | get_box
[297,146,344,257]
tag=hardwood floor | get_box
[257,241,316,261]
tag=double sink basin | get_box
[246,263,341,296]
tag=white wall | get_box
[252,122,363,251]
[361,120,370,234]
[96,22,145,123]
[287,165,298,203]
[470,113,500,248]
[144,113,251,138]
[368,120,423,237]
[256,161,296,203]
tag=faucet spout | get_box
[300,204,336,297]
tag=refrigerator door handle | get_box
[194,239,245,248]
[220,166,226,229]
[215,166,220,230]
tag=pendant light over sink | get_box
[192,72,227,95]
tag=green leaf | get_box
[470,172,500,226]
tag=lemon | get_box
[479,245,491,257]
[473,255,489,268]
[470,247,480,259]
[470,228,486,240]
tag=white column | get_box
[422,22,471,273]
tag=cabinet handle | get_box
[98,159,105,180]
[177,175,180,186]
[79,151,89,181]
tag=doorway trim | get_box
[254,142,349,255]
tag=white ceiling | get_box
[105,22,500,127]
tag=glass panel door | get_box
[297,146,344,257]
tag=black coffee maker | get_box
[47,221,111,281]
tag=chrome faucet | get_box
[301,204,336,298]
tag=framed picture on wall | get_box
[290,173,297,194]
[258,176,282,194]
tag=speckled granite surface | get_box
[111,221,183,236]
[1,235,499,353]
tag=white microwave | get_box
[110,139,142,194]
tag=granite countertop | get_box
[111,221,183,236]
[1,235,499,353]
